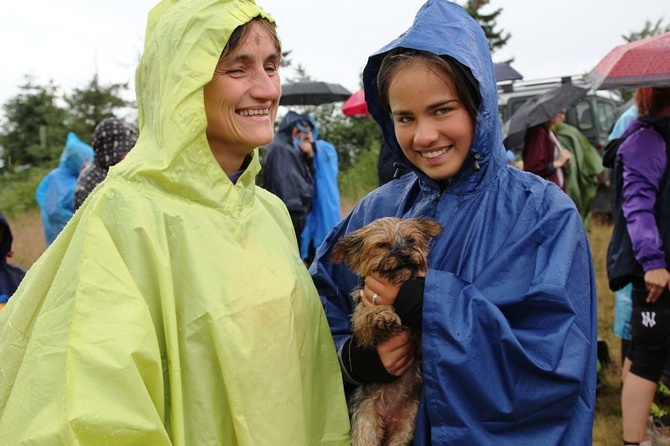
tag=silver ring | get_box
[372,293,379,305]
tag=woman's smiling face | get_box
[203,20,281,174]
[388,61,475,181]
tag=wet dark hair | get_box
[377,49,480,123]
[220,17,281,62]
[635,87,670,118]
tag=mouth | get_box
[237,108,271,117]
[418,146,450,159]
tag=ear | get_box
[414,217,443,238]
[329,231,365,268]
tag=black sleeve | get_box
[393,277,425,329]
[339,337,398,385]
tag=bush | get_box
[338,140,380,202]
[0,166,50,218]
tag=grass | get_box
[6,209,624,443]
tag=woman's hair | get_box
[377,49,480,122]
[635,87,670,117]
[220,17,281,62]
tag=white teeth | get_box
[239,109,269,116]
[421,148,447,159]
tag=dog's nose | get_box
[399,252,412,264]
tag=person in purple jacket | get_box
[607,86,670,445]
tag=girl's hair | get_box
[635,87,670,117]
[376,49,480,122]
[221,17,281,62]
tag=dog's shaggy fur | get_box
[330,216,443,446]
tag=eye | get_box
[435,107,452,116]
[406,237,415,245]
[396,115,414,124]
[265,64,278,75]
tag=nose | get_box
[250,69,280,102]
[413,119,439,148]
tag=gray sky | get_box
[0,0,667,121]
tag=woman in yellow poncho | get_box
[0,1,350,444]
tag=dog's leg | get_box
[350,385,386,446]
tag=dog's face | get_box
[330,217,443,284]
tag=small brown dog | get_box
[330,216,443,446]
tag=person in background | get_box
[299,114,341,264]
[609,103,639,141]
[75,118,138,210]
[312,0,596,443]
[608,87,670,446]
[556,121,604,231]
[0,1,350,444]
[522,109,572,192]
[262,111,315,242]
[0,211,26,309]
[35,132,93,245]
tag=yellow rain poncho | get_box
[0,0,350,444]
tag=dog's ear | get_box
[329,231,364,268]
[414,217,444,238]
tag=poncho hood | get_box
[116,0,273,208]
[363,0,506,193]
[60,132,94,176]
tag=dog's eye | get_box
[406,237,415,245]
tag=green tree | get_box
[0,76,68,171]
[64,74,133,139]
[462,0,511,58]
[623,18,670,42]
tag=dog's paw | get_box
[373,307,402,332]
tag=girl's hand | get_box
[360,273,401,307]
[377,329,416,376]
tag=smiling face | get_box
[203,20,281,175]
[387,61,475,181]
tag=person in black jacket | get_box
[262,111,315,241]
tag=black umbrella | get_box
[493,63,523,82]
[279,81,352,106]
[503,83,589,150]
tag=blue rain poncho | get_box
[35,132,94,245]
[312,1,597,444]
[300,114,341,260]
[0,1,350,444]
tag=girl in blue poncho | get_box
[311,1,597,444]
[35,132,93,245]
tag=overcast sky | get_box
[0,0,667,121]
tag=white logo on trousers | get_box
[642,311,657,328]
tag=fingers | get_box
[377,329,416,376]
[362,274,401,306]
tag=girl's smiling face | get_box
[388,62,475,181]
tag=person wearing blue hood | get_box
[35,132,94,246]
[263,111,315,243]
[0,212,26,309]
[311,1,597,444]
[299,114,341,263]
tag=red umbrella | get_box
[586,32,670,90]
[341,89,369,116]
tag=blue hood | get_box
[59,132,94,176]
[363,0,505,194]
